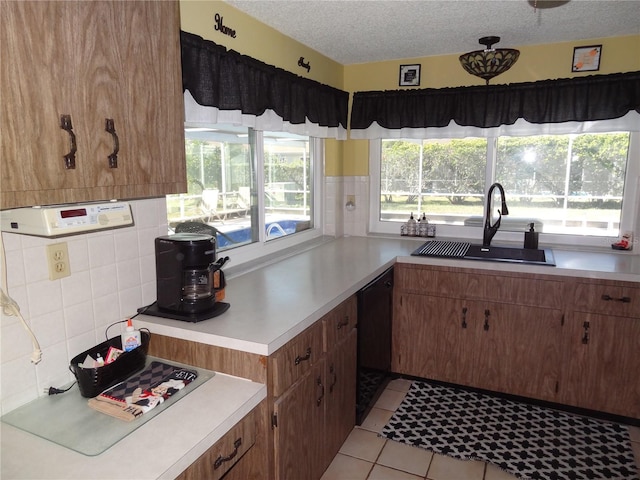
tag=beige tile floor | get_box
[321,378,640,480]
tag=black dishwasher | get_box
[356,266,393,425]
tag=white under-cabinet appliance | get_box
[1,201,134,237]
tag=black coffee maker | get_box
[142,233,230,322]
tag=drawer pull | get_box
[601,294,631,303]
[337,316,349,330]
[461,307,468,329]
[60,114,77,169]
[483,309,490,331]
[295,347,311,365]
[213,438,242,470]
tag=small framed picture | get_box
[572,45,602,72]
[399,64,421,86]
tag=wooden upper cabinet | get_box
[0,1,186,209]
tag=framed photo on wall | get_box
[572,45,602,72]
[399,64,421,86]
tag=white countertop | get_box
[1,372,266,480]
[135,236,640,357]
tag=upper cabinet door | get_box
[1,1,186,209]
[1,1,84,205]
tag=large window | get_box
[166,124,319,257]
[372,130,638,246]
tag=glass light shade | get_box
[459,37,520,85]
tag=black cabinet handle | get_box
[105,118,119,168]
[60,114,76,169]
[601,294,631,303]
[461,307,468,329]
[213,438,242,469]
[295,347,311,365]
[316,376,325,406]
[329,364,337,393]
[483,309,490,331]
[581,321,590,344]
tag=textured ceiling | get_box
[224,0,640,65]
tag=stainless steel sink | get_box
[412,240,555,266]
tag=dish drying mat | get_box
[412,240,471,258]
[1,357,214,456]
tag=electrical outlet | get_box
[46,242,70,280]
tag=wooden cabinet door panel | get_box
[473,303,562,401]
[393,292,475,385]
[114,0,185,196]
[561,313,640,418]
[273,360,326,480]
[73,1,130,198]
[1,1,82,199]
[324,330,357,470]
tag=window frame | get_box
[169,128,325,268]
[369,132,640,249]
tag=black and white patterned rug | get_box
[381,380,639,480]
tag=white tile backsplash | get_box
[0,198,168,415]
[0,182,366,415]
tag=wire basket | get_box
[69,331,151,398]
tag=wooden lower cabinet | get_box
[561,312,640,419]
[393,264,640,421]
[272,299,358,480]
[393,291,562,402]
[559,278,640,419]
[177,400,263,480]
[393,293,474,385]
[273,360,326,480]
[324,329,357,466]
[150,296,358,480]
[472,301,562,401]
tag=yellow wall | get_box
[180,2,639,177]
[343,34,640,176]
[180,1,346,175]
[180,1,344,88]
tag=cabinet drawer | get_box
[482,275,565,309]
[178,407,257,480]
[573,282,640,318]
[323,296,357,352]
[270,321,323,397]
[395,264,564,308]
[395,265,481,297]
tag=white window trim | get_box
[369,132,640,251]
[221,137,325,268]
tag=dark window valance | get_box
[350,71,640,131]
[181,31,349,132]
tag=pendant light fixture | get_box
[459,36,520,85]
